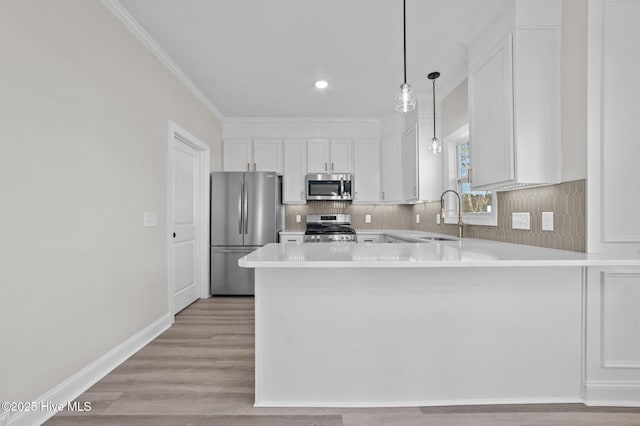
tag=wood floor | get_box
[47,297,640,426]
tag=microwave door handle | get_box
[340,179,345,198]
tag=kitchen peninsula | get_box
[239,236,640,408]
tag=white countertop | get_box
[241,232,640,268]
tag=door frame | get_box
[167,121,210,321]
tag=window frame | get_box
[444,124,498,226]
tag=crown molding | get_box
[223,117,381,124]
[101,0,224,121]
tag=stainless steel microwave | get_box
[305,173,353,201]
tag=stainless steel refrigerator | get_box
[210,172,283,295]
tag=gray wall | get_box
[0,0,222,402]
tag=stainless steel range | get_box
[304,214,356,243]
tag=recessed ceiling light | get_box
[314,80,328,89]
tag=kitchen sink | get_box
[415,236,457,242]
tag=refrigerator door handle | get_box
[244,181,249,234]
[238,181,243,235]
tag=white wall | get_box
[441,80,468,138]
[0,0,222,403]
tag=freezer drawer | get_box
[211,246,256,295]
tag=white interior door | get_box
[171,135,200,314]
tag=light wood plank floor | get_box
[47,297,640,426]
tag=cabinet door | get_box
[307,139,330,173]
[402,124,419,202]
[353,139,380,203]
[330,138,353,173]
[280,234,304,244]
[283,139,307,204]
[469,33,515,189]
[223,139,252,171]
[253,139,283,174]
[381,136,402,203]
[357,234,383,243]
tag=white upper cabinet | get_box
[330,139,353,173]
[223,139,252,172]
[469,34,514,188]
[468,0,561,191]
[402,124,419,202]
[401,120,442,203]
[307,138,353,173]
[223,139,283,174]
[381,136,402,203]
[253,139,283,173]
[307,139,331,173]
[282,139,307,204]
[353,139,380,204]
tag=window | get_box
[444,125,497,226]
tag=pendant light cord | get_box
[432,79,436,137]
[403,0,407,84]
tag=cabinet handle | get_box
[331,162,334,171]
[324,162,328,171]
[382,191,385,200]
[413,185,416,196]
[468,167,472,183]
[247,162,250,171]
[253,163,257,171]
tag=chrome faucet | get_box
[440,190,464,239]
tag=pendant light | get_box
[395,0,415,112]
[428,71,442,154]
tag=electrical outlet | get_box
[542,211,554,231]
[436,214,441,225]
[416,214,420,224]
[365,214,372,224]
[296,214,301,223]
[512,212,531,230]
[143,212,158,227]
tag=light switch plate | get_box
[144,212,158,227]
[365,214,372,224]
[436,214,441,225]
[296,215,301,223]
[542,211,554,231]
[416,214,420,224]
[512,212,531,230]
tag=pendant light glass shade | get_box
[428,71,442,155]
[395,0,415,113]
[395,83,416,112]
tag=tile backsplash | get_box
[284,180,586,252]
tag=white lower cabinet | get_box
[356,233,384,243]
[279,232,304,243]
[353,139,380,204]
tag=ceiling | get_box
[116,0,508,118]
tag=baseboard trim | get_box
[7,313,171,426]
[254,396,583,408]
[583,380,640,407]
